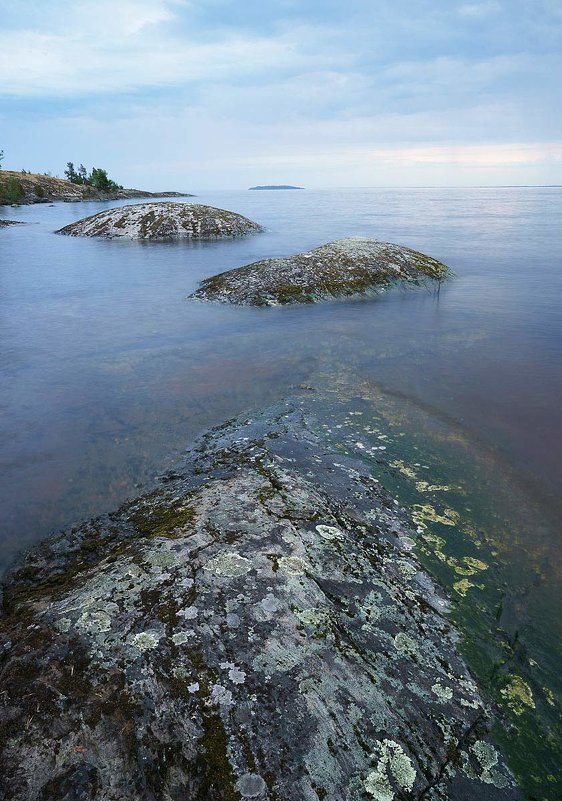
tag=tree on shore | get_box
[64,161,122,191]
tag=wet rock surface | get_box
[190,237,450,306]
[55,202,264,240]
[0,219,25,228]
[0,401,517,801]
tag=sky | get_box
[0,0,560,189]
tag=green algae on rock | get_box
[54,201,264,240]
[189,237,451,306]
[0,402,516,801]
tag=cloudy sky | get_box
[1,0,560,189]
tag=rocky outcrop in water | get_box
[0,171,192,206]
[55,202,264,241]
[0,401,517,801]
[0,220,25,228]
[189,238,450,306]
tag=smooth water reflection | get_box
[1,187,561,569]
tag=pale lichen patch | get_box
[128,630,161,651]
[500,675,535,715]
[364,739,416,800]
[203,551,252,577]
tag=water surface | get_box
[1,187,561,794]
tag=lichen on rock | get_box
[55,201,263,240]
[0,400,517,800]
[189,237,451,306]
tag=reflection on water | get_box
[1,187,561,794]
[297,377,561,799]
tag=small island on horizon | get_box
[249,184,304,190]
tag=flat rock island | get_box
[0,400,516,801]
[55,202,264,241]
[190,237,450,306]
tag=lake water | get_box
[1,187,561,795]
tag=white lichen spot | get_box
[360,591,382,626]
[259,593,283,614]
[229,666,246,684]
[178,605,198,620]
[431,683,453,702]
[147,548,180,571]
[395,560,417,578]
[203,551,252,577]
[295,607,331,630]
[129,630,161,651]
[315,524,343,541]
[187,682,199,694]
[278,555,308,575]
[235,773,267,798]
[55,617,71,633]
[393,632,417,656]
[171,631,191,645]
[365,739,416,800]
[210,683,234,706]
[75,609,112,635]
[399,536,416,551]
[469,741,510,788]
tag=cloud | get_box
[1,0,561,186]
[458,2,501,19]
[0,0,322,97]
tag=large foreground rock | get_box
[0,402,516,801]
[55,202,263,240]
[190,237,450,306]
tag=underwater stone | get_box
[500,675,535,715]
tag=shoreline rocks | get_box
[189,237,450,306]
[55,202,264,241]
[0,170,192,206]
[0,400,517,801]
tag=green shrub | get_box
[0,177,25,202]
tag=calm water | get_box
[1,188,561,793]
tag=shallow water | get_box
[1,187,561,794]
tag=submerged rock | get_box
[0,219,25,228]
[55,202,264,240]
[190,237,450,306]
[0,402,516,800]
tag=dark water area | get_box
[1,188,561,794]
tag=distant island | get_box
[249,185,304,190]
